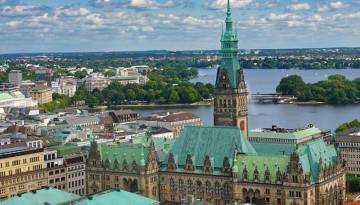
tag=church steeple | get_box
[214,0,249,138]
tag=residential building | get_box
[109,75,142,85]
[8,70,22,86]
[138,112,202,137]
[51,81,61,94]
[35,68,52,85]
[82,76,109,93]
[29,84,53,105]
[131,65,151,75]
[100,110,139,129]
[0,83,19,92]
[0,137,47,200]
[61,81,77,97]
[44,149,66,191]
[334,128,360,175]
[19,80,36,97]
[64,153,86,196]
[59,77,78,97]
[112,67,148,85]
[148,127,174,139]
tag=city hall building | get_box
[86,1,346,204]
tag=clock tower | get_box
[213,0,249,138]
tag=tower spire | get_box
[214,0,248,138]
[227,0,231,16]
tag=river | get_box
[137,69,360,131]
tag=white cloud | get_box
[329,1,348,9]
[89,0,177,9]
[129,0,159,9]
[0,5,44,17]
[308,14,323,22]
[55,8,91,17]
[5,20,21,28]
[287,3,311,11]
[268,13,302,21]
[317,6,329,13]
[209,0,254,10]
[85,13,104,25]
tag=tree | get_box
[86,95,100,108]
[276,75,306,96]
[73,85,89,102]
[126,89,136,102]
[277,75,359,104]
[168,90,180,103]
[180,86,200,103]
[103,70,115,77]
[336,119,360,133]
[52,93,62,100]
[0,72,7,82]
[74,70,88,79]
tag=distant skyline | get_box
[0,0,360,53]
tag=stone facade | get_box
[86,126,346,205]
[86,141,159,200]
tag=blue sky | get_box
[0,0,360,53]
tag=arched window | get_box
[224,183,230,195]
[188,179,194,193]
[215,181,221,195]
[170,178,176,191]
[196,180,202,193]
[179,179,184,192]
[206,181,211,194]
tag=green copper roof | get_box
[54,144,82,157]
[170,126,256,169]
[217,0,242,89]
[235,154,290,183]
[249,127,322,140]
[297,138,337,182]
[75,190,158,205]
[251,142,296,155]
[1,188,81,205]
[0,92,13,101]
[99,143,149,171]
[132,135,175,154]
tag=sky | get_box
[0,0,360,53]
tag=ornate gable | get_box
[203,155,213,174]
[185,154,195,172]
[167,153,177,172]
[222,157,232,176]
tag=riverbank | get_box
[295,101,326,105]
[109,101,213,110]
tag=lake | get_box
[137,69,360,131]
